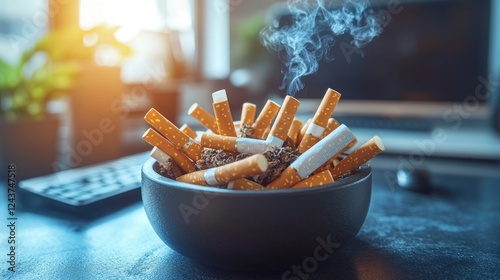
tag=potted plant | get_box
[0,26,132,179]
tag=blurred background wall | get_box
[1,0,499,180]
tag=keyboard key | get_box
[18,152,150,216]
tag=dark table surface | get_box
[1,155,500,280]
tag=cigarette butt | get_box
[234,121,241,133]
[180,124,198,139]
[322,118,340,138]
[291,170,334,189]
[201,133,237,152]
[287,118,303,146]
[177,154,268,186]
[298,89,341,153]
[188,103,219,133]
[267,96,300,147]
[314,88,341,127]
[267,124,355,189]
[241,102,256,126]
[183,140,203,162]
[331,136,385,179]
[142,128,196,173]
[144,108,202,161]
[215,154,268,183]
[346,138,357,150]
[266,167,303,189]
[262,125,271,139]
[298,118,311,144]
[150,146,171,167]
[313,138,358,174]
[253,100,280,139]
[298,129,321,153]
[212,89,237,137]
[200,133,269,154]
[228,179,265,190]
[176,169,207,185]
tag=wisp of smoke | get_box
[260,0,383,95]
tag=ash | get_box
[253,146,300,186]
[157,157,183,179]
[239,123,256,138]
[196,148,251,170]
[156,141,300,186]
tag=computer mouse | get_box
[396,168,431,193]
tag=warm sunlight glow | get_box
[80,0,191,31]
[163,0,192,30]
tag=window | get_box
[79,0,195,82]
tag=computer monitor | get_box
[267,0,494,119]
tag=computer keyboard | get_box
[19,152,150,217]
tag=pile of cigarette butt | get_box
[142,88,385,190]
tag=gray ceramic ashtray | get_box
[141,157,372,270]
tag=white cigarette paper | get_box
[268,124,356,189]
[150,147,171,167]
[291,124,356,179]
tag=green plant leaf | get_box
[0,59,22,91]
[27,102,43,116]
[11,89,28,108]
[29,86,46,100]
[2,24,132,120]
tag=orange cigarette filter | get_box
[267,96,301,147]
[142,128,196,173]
[180,124,198,139]
[252,100,280,139]
[262,126,271,139]
[266,167,303,189]
[228,179,265,190]
[240,102,257,126]
[298,118,312,144]
[212,89,237,137]
[291,170,334,189]
[287,118,303,146]
[144,108,202,161]
[201,133,237,153]
[188,103,219,133]
[331,136,385,179]
[177,154,268,186]
[298,89,341,153]
[322,118,340,138]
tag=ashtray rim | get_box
[141,157,371,197]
